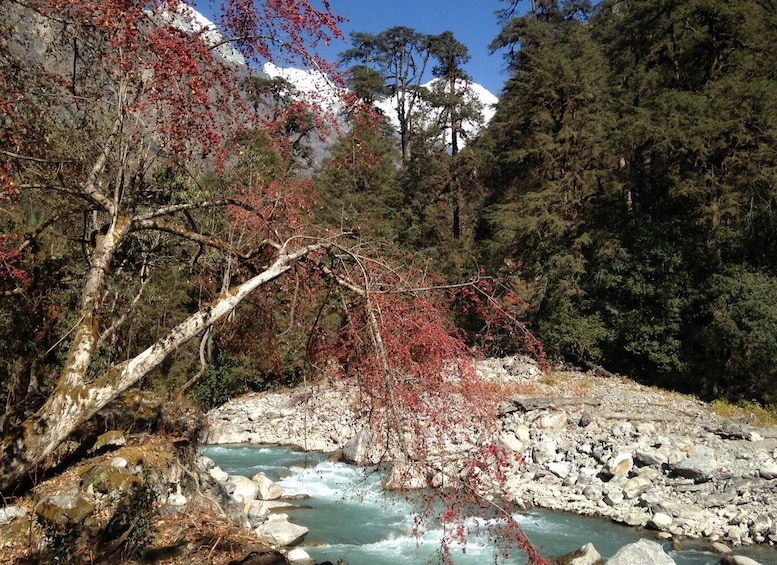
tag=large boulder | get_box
[227,475,260,504]
[672,445,717,482]
[254,514,308,546]
[606,539,676,565]
[252,472,283,501]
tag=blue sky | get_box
[321,0,525,96]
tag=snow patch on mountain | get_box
[157,2,246,65]
[169,3,499,147]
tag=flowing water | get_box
[202,444,777,565]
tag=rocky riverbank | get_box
[205,356,777,554]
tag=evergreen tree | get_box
[341,27,434,163]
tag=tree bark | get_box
[0,240,327,492]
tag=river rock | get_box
[647,512,673,531]
[556,542,604,565]
[252,472,283,500]
[532,441,557,464]
[254,513,309,546]
[759,462,777,480]
[604,452,633,478]
[539,412,568,430]
[673,445,717,482]
[606,539,676,564]
[709,542,732,554]
[622,475,652,499]
[548,461,571,479]
[286,547,312,562]
[721,556,764,565]
[228,475,260,504]
[342,425,378,465]
[209,465,230,482]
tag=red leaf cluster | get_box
[0,234,29,290]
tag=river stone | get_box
[555,542,603,565]
[286,547,312,562]
[623,475,652,499]
[721,556,764,565]
[673,445,717,482]
[252,472,283,500]
[759,462,777,480]
[498,431,524,453]
[548,461,571,479]
[603,489,624,506]
[605,452,633,478]
[749,514,772,536]
[606,538,676,565]
[709,541,732,554]
[209,465,230,482]
[532,441,557,464]
[539,412,568,430]
[228,475,260,503]
[634,446,667,467]
[342,425,376,465]
[647,512,673,531]
[254,513,309,546]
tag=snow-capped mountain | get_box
[156,3,246,65]
[169,4,499,148]
[262,62,499,149]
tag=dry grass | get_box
[709,399,777,427]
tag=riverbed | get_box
[203,444,777,565]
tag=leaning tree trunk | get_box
[0,241,326,492]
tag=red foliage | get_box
[452,275,549,371]
[0,234,29,291]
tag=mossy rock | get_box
[35,495,95,527]
[92,430,126,451]
[80,463,139,494]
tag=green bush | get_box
[694,268,777,404]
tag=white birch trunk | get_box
[0,241,326,491]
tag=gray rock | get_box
[647,512,673,531]
[254,513,309,546]
[556,542,604,565]
[606,538,676,565]
[605,452,633,478]
[673,445,717,482]
[252,472,283,501]
[286,547,312,563]
[228,475,260,504]
[721,556,764,565]
[0,506,27,525]
[539,412,568,430]
[622,475,652,499]
[533,441,557,464]
[548,461,571,479]
[497,431,525,453]
[583,485,602,501]
[342,425,376,465]
[634,447,668,467]
[604,489,624,506]
[209,465,230,482]
[759,462,777,480]
[709,541,732,554]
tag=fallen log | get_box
[509,396,602,412]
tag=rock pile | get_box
[197,454,313,555]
